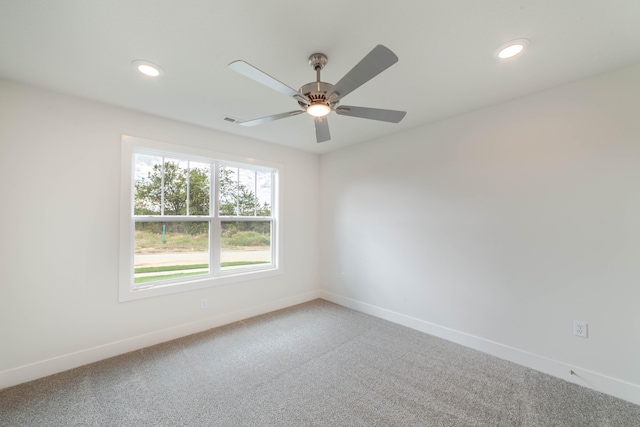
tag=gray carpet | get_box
[1,299,639,426]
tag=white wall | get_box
[3,61,640,404]
[320,63,640,404]
[0,79,320,387]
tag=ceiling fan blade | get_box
[229,60,309,104]
[325,45,398,102]
[314,116,331,143]
[335,106,406,123]
[239,110,305,127]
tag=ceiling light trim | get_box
[132,60,164,77]
[494,39,530,59]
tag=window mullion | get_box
[161,157,165,216]
[212,162,220,275]
[254,170,257,216]
[212,161,217,217]
[235,167,240,216]
[186,161,190,216]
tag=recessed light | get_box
[132,60,164,77]
[495,39,530,59]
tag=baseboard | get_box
[319,290,640,406]
[0,290,322,390]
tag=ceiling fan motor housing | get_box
[298,81,336,109]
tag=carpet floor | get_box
[1,299,639,426]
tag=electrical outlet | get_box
[340,272,346,281]
[573,320,588,338]
[201,298,208,310]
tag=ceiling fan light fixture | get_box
[495,39,530,59]
[307,103,331,117]
[132,60,164,77]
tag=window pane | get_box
[134,221,209,285]
[134,154,162,215]
[238,168,256,216]
[219,166,238,216]
[219,165,271,217]
[163,158,188,215]
[256,170,272,216]
[188,161,210,216]
[220,221,271,271]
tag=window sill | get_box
[119,266,282,302]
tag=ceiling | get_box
[1,1,640,154]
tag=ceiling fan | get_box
[228,45,406,143]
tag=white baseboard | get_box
[319,290,640,406]
[0,290,321,390]
[4,289,638,406]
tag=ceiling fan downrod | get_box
[302,53,332,117]
[308,53,327,87]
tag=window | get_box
[119,135,281,301]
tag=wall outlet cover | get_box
[573,320,588,338]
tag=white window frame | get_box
[119,135,282,302]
